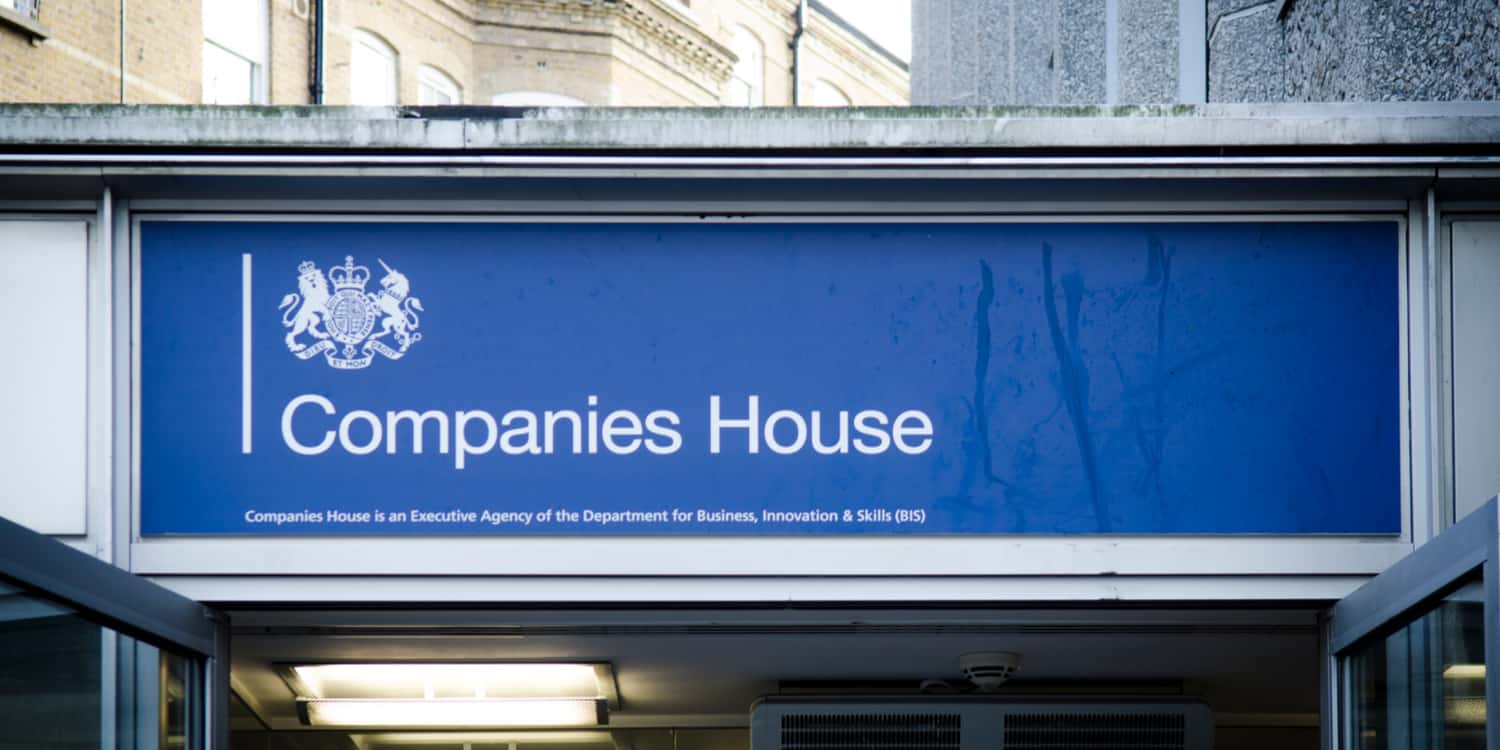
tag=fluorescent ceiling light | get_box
[300,697,605,728]
[349,731,615,746]
[1443,664,1486,680]
[284,663,616,729]
[288,663,606,701]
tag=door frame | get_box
[1329,498,1498,750]
[0,514,227,748]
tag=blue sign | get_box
[140,220,1400,535]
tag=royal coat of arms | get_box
[279,255,424,369]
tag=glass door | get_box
[1332,499,1498,750]
[0,516,225,749]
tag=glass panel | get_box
[417,66,460,106]
[203,41,255,106]
[162,648,192,750]
[0,581,200,750]
[1348,580,1486,750]
[203,0,266,64]
[351,31,398,106]
[0,581,101,748]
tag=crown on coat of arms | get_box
[296,260,320,279]
[328,255,370,290]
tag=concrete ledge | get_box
[1,103,1499,152]
[0,6,49,43]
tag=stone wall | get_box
[917,0,1500,105]
[1206,0,1281,102]
[1210,0,1500,102]
[1283,0,1500,102]
[910,0,1167,106]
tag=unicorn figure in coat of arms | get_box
[279,255,424,370]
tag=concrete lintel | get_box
[1,103,1500,152]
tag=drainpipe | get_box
[790,0,806,106]
[310,0,325,104]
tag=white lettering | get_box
[338,409,384,455]
[892,410,934,454]
[764,409,808,454]
[601,410,643,454]
[710,395,759,454]
[281,394,336,455]
[499,410,541,455]
[386,410,450,455]
[455,410,497,469]
[852,410,891,454]
[810,411,850,454]
[644,410,682,455]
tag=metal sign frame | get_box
[123,208,1416,596]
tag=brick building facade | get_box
[0,0,908,106]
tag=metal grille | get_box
[1003,713,1186,750]
[781,713,961,750]
[13,0,40,20]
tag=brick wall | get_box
[270,0,312,104]
[801,11,908,106]
[0,1,194,103]
[700,0,796,106]
[1,0,908,107]
[473,1,615,105]
[327,0,475,105]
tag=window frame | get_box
[201,0,268,105]
[1330,499,1499,750]
[729,25,765,107]
[350,29,399,106]
[812,78,852,107]
[416,64,462,106]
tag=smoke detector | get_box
[959,651,1021,692]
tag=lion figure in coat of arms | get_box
[279,260,331,352]
[367,258,423,351]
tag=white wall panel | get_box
[0,220,88,534]
[1452,220,1500,522]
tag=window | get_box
[350,30,398,106]
[1347,580,1487,750]
[812,79,852,107]
[202,0,267,104]
[417,65,461,106]
[6,0,39,20]
[728,25,764,107]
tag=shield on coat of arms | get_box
[325,289,376,345]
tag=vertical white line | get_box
[242,253,252,454]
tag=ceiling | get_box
[226,605,1324,737]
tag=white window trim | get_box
[812,78,852,107]
[350,29,399,106]
[417,65,462,106]
[201,0,269,105]
[730,25,765,107]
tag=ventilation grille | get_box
[781,713,961,750]
[1003,712,1186,750]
